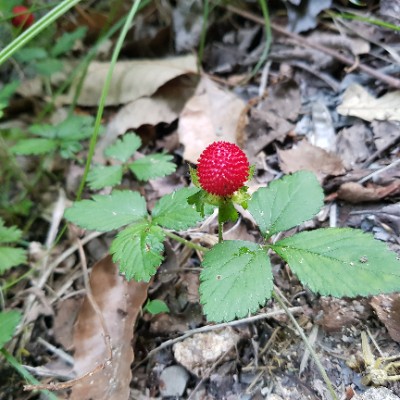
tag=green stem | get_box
[218,218,223,243]
[75,0,142,201]
[197,0,210,72]
[0,348,59,400]
[272,290,338,400]
[164,231,209,253]
[0,0,82,66]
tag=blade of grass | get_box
[0,0,82,66]
[75,0,143,201]
[0,348,59,400]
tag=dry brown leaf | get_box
[63,55,197,106]
[106,75,198,138]
[278,140,345,181]
[336,180,400,203]
[371,120,400,151]
[71,255,149,400]
[370,294,400,343]
[178,75,246,163]
[337,84,400,122]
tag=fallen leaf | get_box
[370,294,400,343]
[63,55,197,106]
[337,84,400,122]
[336,181,400,203]
[336,123,371,169]
[106,75,198,138]
[178,75,246,163]
[278,140,345,181]
[286,0,332,33]
[71,255,149,400]
[371,120,400,151]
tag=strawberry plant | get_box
[65,140,400,324]
[86,132,177,189]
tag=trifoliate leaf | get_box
[248,171,324,238]
[105,133,141,163]
[0,218,22,243]
[200,241,273,322]
[64,191,147,232]
[129,154,176,181]
[144,299,170,315]
[11,138,57,155]
[271,228,400,297]
[152,187,203,230]
[0,310,22,348]
[87,165,123,190]
[111,222,165,281]
[0,247,27,273]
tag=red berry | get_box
[197,141,249,196]
[12,6,34,29]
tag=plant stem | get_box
[218,218,223,243]
[164,231,209,253]
[197,0,210,72]
[75,0,142,201]
[272,290,338,400]
[0,348,59,400]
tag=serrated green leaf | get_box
[111,222,165,281]
[28,123,55,138]
[64,191,147,232]
[105,133,141,162]
[0,218,22,243]
[56,115,94,140]
[0,80,19,103]
[11,138,57,155]
[59,140,83,159]
[144,299,170,315]
[129,153,176,181]
[152,187,203,230]
[87,165,123,190]
[0,311,22,348]
[271,228,400,297]
[248,171,324,237]
[0,247,27,273]
[200,241,273,322]
[219,200,238,223]
[50,27,87,57]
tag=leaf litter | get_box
[2,1,400,399]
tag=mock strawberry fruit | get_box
[12,6,34,29]
[197,141,249,196]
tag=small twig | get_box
[224,4,400,89]
[358,158,400,184]
[164,230,209,253]
[37,337,74,365]
[272,290,339,400]
[361,132,400,168]
[134,307,303,369]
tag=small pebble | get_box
[159,365,189,398]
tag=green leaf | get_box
[219,200,238,223]
[87,165,123,190]
[64,191,147,232]
[105,133,141,163]
[28,123,55,138]
[111,222,165,281]
[0,247,27,273]
[59,140,83,159]
[0,311,22,348]
[35,59,64,76]
[0,218,22,243]
[11,138,57,155]
[248,171,324,238]
[0,80,20,104]
[200,241,273,322]
[129,154,176,181]
[56,115,94,140]
[15,47,48,62]
[50,27,87,57]
[144,299,170,315]
[152,187,203,230]
[271,228,400,297]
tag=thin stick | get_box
[164,231,209,253]
[225,4,400,89]
[272,290,339,400]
